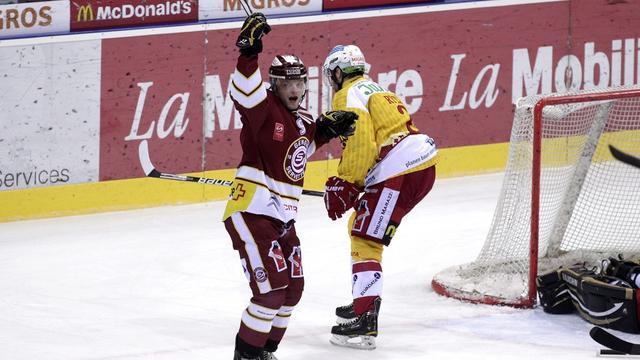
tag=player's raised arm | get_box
[230,13,270,116]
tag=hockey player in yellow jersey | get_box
[322,44,438,350]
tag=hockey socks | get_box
[352,260,383,315]
[239,301,279,347]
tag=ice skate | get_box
[330,297,381,350]
[233,349,258,360]
[335,302,356,324]
[259,350,278,360]
[233,350,278,360]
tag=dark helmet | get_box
[269,54,308,89]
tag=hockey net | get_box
[432,85,640,307]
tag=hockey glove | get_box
[603,257,640,284]
[236,12,271,56]
[324,176,361,220]
[315,111,358,142]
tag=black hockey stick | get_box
[138,140,324,197]
[610,145,640,169]
[239,0,252,16]
[590,327,640,355]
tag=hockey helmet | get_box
[269,54,308,81]
[322,45,366,87]
[269,55,308,109]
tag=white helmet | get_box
[322,45,366,88]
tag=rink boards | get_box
[1,0,638,222]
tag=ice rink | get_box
[0,172,628,360]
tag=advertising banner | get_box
[70,0,198,31]
[0,40,101,191]
[99,32,206,181]
[199,0,322,21]
[323,0,432,11]
[0,1,69,39]
[95,0,639,181]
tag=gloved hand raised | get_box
[316,110,358,142]
[236,12,271,56]
[324,176,361,220]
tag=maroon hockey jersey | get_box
[222,54,317,223]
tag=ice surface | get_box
[0,173,621,360]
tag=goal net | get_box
[432,85,640,307]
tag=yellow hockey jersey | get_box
[332,75,438,188]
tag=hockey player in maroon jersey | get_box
[321,45,439,350]
[222,13,358,360]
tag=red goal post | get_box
[432,85,640,308]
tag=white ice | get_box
[0,173,629,360]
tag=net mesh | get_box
[432,85,640,306]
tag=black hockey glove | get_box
[236,12,271,56]
[603,257,640,285]
[315,110,358,142]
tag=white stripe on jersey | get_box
[236,166,304,200]
[231,212,272,294]
[230,68,267,109]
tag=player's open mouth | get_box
[289,96,298,102]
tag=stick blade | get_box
[609,145,640,169]
[590,327,636,355]
[138,140,156,176]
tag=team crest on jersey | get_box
[273,122,284,142]
[283,136,309,182]
[289,246,303,278]
[253,267,268,283]
[269,240,287,272]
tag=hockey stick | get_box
[239,0,252,16]
[590,327,640,355]
[610,145,640,169]
[138,140,324,197]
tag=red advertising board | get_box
[323,0,433,10]
[71,0,198,31]
[100,32,206,180]
[99,1,640,181]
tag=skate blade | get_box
[336,316,356,325]
[330,334,376,350]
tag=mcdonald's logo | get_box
[76,5,94,22]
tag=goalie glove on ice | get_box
[315,110,358,142]
[324,176,360,220]
[236,12,271,56]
